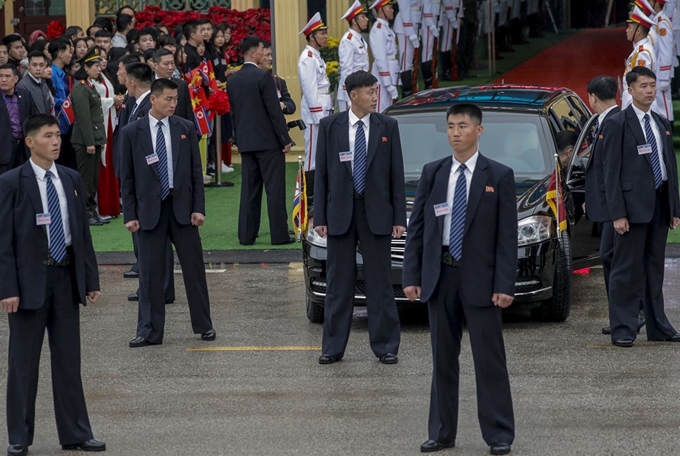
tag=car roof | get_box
[387,84,575,113]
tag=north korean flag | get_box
[59,96,75,125]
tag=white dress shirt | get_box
[631,103,668,181]
[348,109,370,173]
[131,90,150,116]
[442,152,479,246]
[30,158,72,247]
[148,113,174,189]
[597,105,618,125]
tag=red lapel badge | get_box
[485,186,495,193]
[181,134,187,139]
[666,131,671,136]
[381,136,387,142]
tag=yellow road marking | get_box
[187,346,321,352]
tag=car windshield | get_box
[393,111,555,180]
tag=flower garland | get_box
[47,20,66,40]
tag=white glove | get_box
[409,34,420,49]
[387,85,399,100]
[429,25,440,38]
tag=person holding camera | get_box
[227,36,295,246]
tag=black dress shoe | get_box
[7,444,28,456]
[165,299,175,304]
[272,237,296,245]
[318,354,341,364]
[62,439,106,451]
[379,353,399,364]
[240,241,255,246]
[420,440,454,453]
[127,292,139,302]
[613,338,635,347]
[96,216,110,224]
[665,333,680,342]
[123,270,139,279]
[88,217,103,226]
[602,314,646,335]
[201,329,216,341]
[129,337,160,348]
[490,443,511,455]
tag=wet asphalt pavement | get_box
[0,260,679,456]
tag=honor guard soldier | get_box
[439,0,461,81]
[622,7,656,109]
[420,0,442,89]
[370,0,400,112]
[298,12,332,191]
[637,0,675,120]
[394,0,423,97]
[338,1,371,112]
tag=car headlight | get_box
[517,216,552,247]
[306,224,327,247]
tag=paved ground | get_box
[0,261,679,456]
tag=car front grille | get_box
[391,234,406,262]
[356,281,407,299]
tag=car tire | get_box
[306,296,325,323]
[531,231,572,322]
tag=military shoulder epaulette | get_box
[377,23,382,29]
[308,50,313,57]
[639,45,644,51]
[347,32,353,40]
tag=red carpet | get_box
[495,27,631,103]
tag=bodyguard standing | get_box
[402,103,515,455]
[601,66,680,347]
[0,114,105,455]
[17,51,55,116]
[227,36,294,246]
[314,71,406,364]
[338,1,371,112]
[120,78,216,347]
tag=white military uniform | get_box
[337,29,370,112]
[650,10,675,120]
[298,45,332,171]
[622,38,656,109]
[394,0,423,74]
[370,17,400,112]
[439,0,460,52]
[421,0,442,62]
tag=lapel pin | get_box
[598,135,604,140]
[485,186,495,193]
[666,131,671,136]
[181,134,187,139]
[381,136,387,142]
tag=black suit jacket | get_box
[113,94,153,178]
[120,115,205,231]
[16,75,53,116]
[0,162,99,308]
[0,88,31,165]
[602,105,680,224]
[172,78,195,123]
[314,111,407,236]
[402,154,517,305]
[227,63,291,152]
[585,106,620,223]
[273,75,296,115]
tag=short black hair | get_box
[586,75,617,101]
[2,35,23,46]
[183,21,200,39]
[24,114,59,137]
[152,48,173,62]
[240,35,264,55]
[138,27,158,41]
[27,50,46,62]
[118,53,141,67]
[94,30,113,39]
[143,49,156,62]
[345,70,377,94]
[48,38,71,60]
[0,63,18,77]
[65,26,83,40]
[116,14,134,33]
[126,29,141,45]
[157,35,176,48]
[116,5,135,16]
[555,130,579,153]
[446,103,483,124]
[626,66,656,85]
[197,18,212,26]
[94,17,114,33]
[150,77,178,96]
[125,62,153,85]
[261,40,271,49]
[86,25,100,37]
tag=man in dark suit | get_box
[120,78,215,347]
[151,48,195,122]
[0,64,31,174]
[260,42,296,115]
[601,66,680,347]
[117,62,176,302]
[402,103,516,455]
[17,51,54,116]
[314,70,406,364]
[227,36,295,246]
[583,75,643,336]
[0,114,105,455]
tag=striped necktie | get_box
[643,114,663,189]
[353,119,367,195]
[156,121,170,200]
[45,171,66,263]
[449,164,468,261]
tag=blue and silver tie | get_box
[449,164,468,261]
[353,119,367,195]
[45,171,66,263]
[156,121,170,200]
[643,114,663,189]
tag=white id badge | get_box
[339,151,353,162]
[146,153,160,165]
[637,144,652,155]
[36,213,51,225]
[434,203,450,217]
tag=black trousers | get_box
[598,221,615,294]
[56,131,78,171]
[427,263,514,446]
[7,265,93,446]
[137,197,213,343]
[456,21,478,78]
[322,198,400,358]
[74,144,101,218]
[131,231,175,302]
[238,150,289,244]
[608,190,678,341]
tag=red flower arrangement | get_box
[47,20,66,40]
[206,90,230,115]
[134,6,270,64]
